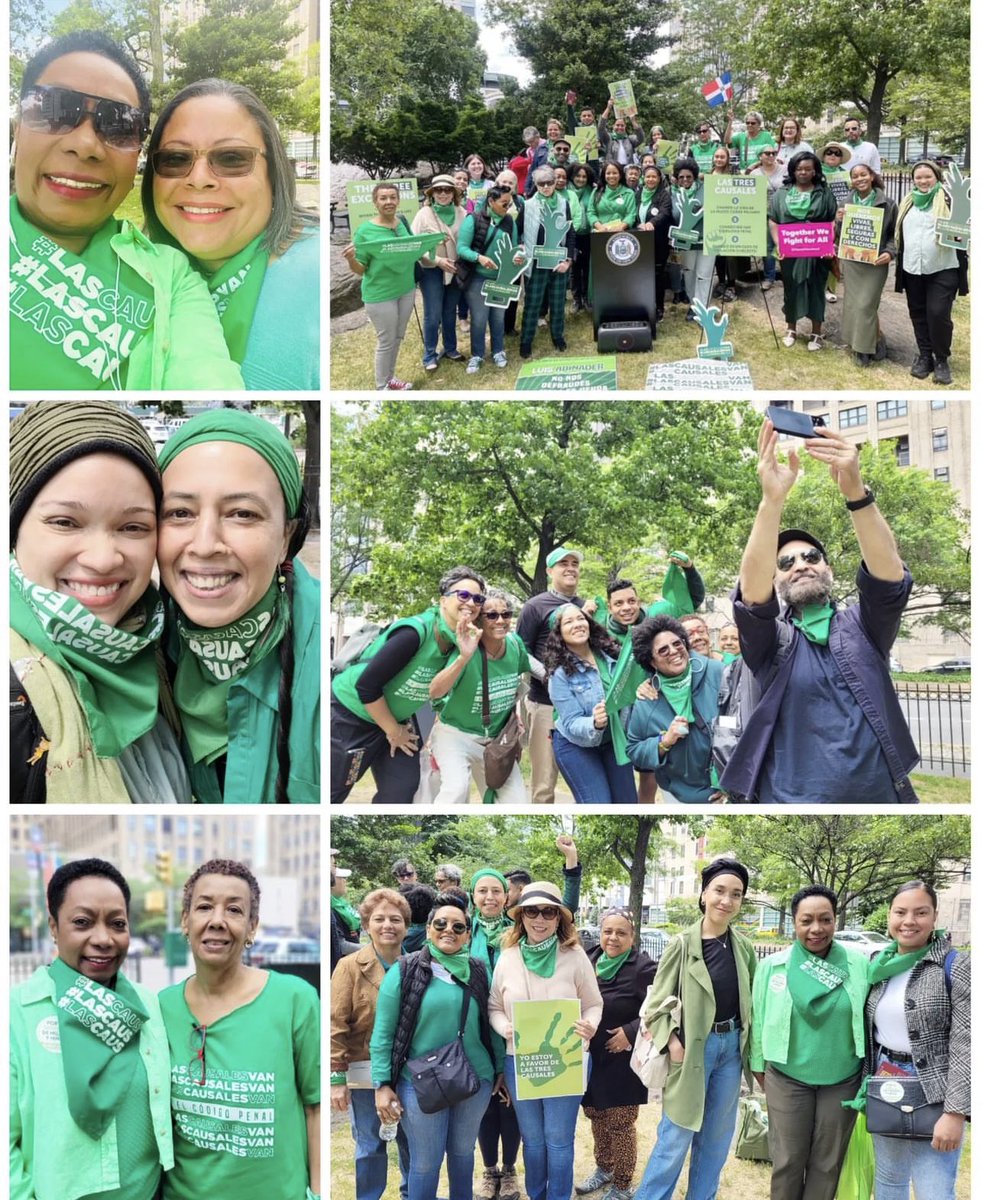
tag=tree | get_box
[50,0,126,39]
[295,43,321,152]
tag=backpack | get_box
[330,623,388,678]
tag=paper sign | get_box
[345,178,419,231]
[515,356,618,391]
[481,229,525,308]
[777,222,835,257]
[513,999,586,1100]
[703,174,767,256]
[828,178,850,207]
[574,125,600,161]
[645,360,754,391]
[692,300,734,360]
[837,205,884,264]
[608,80,638,119]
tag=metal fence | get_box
[894,681,970,778]
[10,951,144,985]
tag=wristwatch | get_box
[845,487,876,512]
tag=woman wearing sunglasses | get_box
[159,860,320,1200]
[141,79,320,390]
[430,586,533,804]
[371,894,507,1200]
[331,566,487,803]
[11,31,242,391]
[12,858,173,1200]
[412,175,468,372]
[489,882,603,1200]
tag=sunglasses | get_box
[825,149,843,156]
[777,547,824,572]
[430,918,468,934]
[654,639,687,658]
[188,1022,207,1085]
[151,146,265,178]
[522,906,559,920]
[445,588,486,606]
[483,610,514,622]
[21,85,147,151]
[394,870,416,879]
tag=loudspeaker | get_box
[597,321,653,353]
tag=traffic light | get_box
[155,851,173,886]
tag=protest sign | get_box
[608,80,638,119]
[837,205,884,264]
[652,139,679,169]
[533,204,571,268]
[669,189,704,250]
[645,360,754,391]
[513,999,586,1101]
[828,178,850,207]
[703,174,767,256]
[481,229,525,308]
[573,125,600,161]
[692,300,734,360]
[345,178,419,231]
[516,356,618,391]
[777,222,835,257]
[935,162,971,252]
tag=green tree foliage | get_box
[50,0,126,39]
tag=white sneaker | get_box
[782,331,797,348]
[466,356,483,374]
[493,351,508,368]
[825,290,837,303]
[761,279,773,291]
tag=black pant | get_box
[329,697,420,803]
[572,231,591,305]
[903,267,959,360]
[478,1091,522,1167]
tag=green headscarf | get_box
[469,868,511,950]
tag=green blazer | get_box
[642,918,756,1131]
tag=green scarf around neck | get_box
[519,932,559,978]
[868,933,941,986]
[792,601,834,645]
[203,232,270,363]
[9,556,164,757]
[49,957,149,1139]
[722,651,741,665]
[595,947,631,980]
[910,183,941,212]
[427,939,472,983]
[656,661,695,721]
[787,938,850,1027]
[850,190,876,207]
[785,187,815,219]
[330,893,361,935]
[473,912,509,950]
[433,201,458,225]
[172,580,288,765]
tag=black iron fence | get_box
[894,681,970,778]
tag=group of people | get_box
[343,99,966,389]
[330,417,919,805]
[10,401,320,803]
[11,29,319,391]
[331,852,970,1200]
[13,855,321,1200]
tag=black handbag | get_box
[405,986,480,1113]
[866,1074,943,1139]
[480,647,522,791]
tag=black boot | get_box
[910,353,934,379]
[933,358,952,385]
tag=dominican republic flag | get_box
[701,73,733,108]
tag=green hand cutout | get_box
[669,190,704,249]
[693,299,734,360]
[936,162,971,252]
[488,229,526,287]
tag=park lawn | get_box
[911,773,970,803]
[328,291,970,393]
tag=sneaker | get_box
[424,359,439,372]
[498,1166,520,1200]
[807,335,823,352]
[466,356,483,374]
[460,319,470,334]
[475,1168,500,1200]
[761,279,773,291]
[519,343,533,359]
[601,1188,634,1200]
[782,331,797,348]
[910,353,934,379]
[492,351,508,368]
[655,308,664,322]
[825,290,837,303]
[873,336,888,362]
[934,358,952,385]
[386,377,414,390]
[576,1168,613,1195]
[442,349,465,362]
[538,317,547,328]
[685,310,697,322]
[723,287,736,302]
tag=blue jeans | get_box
[551,731,638,804]
[349,1086,410,1200]
[418,268,461,364]
[506,1055,585,1200]
[634,1029,742,1200]
[465,276,505,359]
[397,1076,492,1200]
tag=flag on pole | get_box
[701,72,733,108]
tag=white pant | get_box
[429,720,527,804]
[679,250,717,309]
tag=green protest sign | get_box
[652,139,679,169]
[516,356,617,391]
[693,300,734,360]
[513,999,585,1101]
[573,125,600,161]
[606,637,650,714]
[669,188,704,249]
[608,80,638,119]
[533,204,571,268]
[703,174,767,256]
[481,229,525,308]
[936,162,971,252]
[838,204,884,264]
[377,232,446,259]
[345,178,419,231]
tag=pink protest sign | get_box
[776,222,835,257]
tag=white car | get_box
[834,930,891,959]
[139,419,171,449]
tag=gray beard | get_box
[777,572,833,609]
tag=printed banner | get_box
[837,204,884,264]
[776,222,835,257]
[645,359,754,391]
[513,999,586,1100]
[376,232,446,259]
[608,80,638,119]
[515,356,618,391]
[703,174,768,256]
[828,178,850,207]
[345,178,419,231]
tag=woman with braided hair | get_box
[156,407,319,802]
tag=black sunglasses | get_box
[20,85,147,150]
[483,610,514,622]
[151,146,265,178]
[445,588,486,606]
[825,149,844,156]
[431,918,468,934]
[776,547,824,572]
[523,905,559,920]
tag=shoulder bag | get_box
[405,984,481,1113]
[630,934,687,1090]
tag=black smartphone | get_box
[765,406,826,438]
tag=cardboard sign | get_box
[645,359,754,391]
[703,174,767,256]
[515,356,618,391]
[837,204,884,264]
[692,300,734,360]
[481,229,525,308]
[935,162,971,252]
[608,79,638,119]
[345,178,419,231]
[573,125,600,161]
[777,222,835,257]
[376,232,445,259]
[513,999,586,1100]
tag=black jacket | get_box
[582,944,658,1110]
[10,665,47,803]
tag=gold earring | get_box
[245,937,255,948]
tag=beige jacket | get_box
[331,943,389,1070]
[412,202,466,283]
[488,943,604,1055]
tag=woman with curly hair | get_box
[840,161,898,367]
[544,604,637,803]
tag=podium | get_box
[592,228,657,349]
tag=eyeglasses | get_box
[394,870,416,880]
[20,85,148,151]
[538,182,556,188]
[151,146,266,178]
[430,918,468,934]
[761,150,777,156]
[483,610,514,622]
[522,906,559,920]
[432,186,454,193]
[188,1022,207,1085]
[746,119,761,126]
[776,547,824,572]
[825,149,843,157]
[445,589,486,606]
[654,640,687,658]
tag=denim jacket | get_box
[548,653,616,747]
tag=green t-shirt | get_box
[690,141,717,173]
[159,971,320,1200]
[731,129,777,170]
[353,219,417,304]
[81,1055,160,1200]
[434,634,531,736]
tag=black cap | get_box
[777,528,828,560]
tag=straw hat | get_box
[507,880,573,922]
[425,174,463,203]
[822,141,852,165]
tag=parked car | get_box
[248,936,320,965]
[834,930,891,959]
[639,927,668,962]
[577,925,600,952]
[126,937,152,957]
[920,659,971,674]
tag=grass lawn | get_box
[328,287,970,393]
[328,1091,972,1199]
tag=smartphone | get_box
[765,406,827,438]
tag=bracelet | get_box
[330,1072,347,1085]
[845,486,876,512]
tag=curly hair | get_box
[543,606,621,677]
[182,859,261,921]
[782,151,826,189]
[360,887,411,926]
[48,858,130,919]
[631,614,691,672]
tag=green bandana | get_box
[595,947,631,980]
[722,651,741,665]
[867,934,938,986]
[787,938,850,1027]
[792,601,833,645]
[473,912,509,950]
[49,956,149,1139]
[330,893,361,935]
[427,939,472,983]
[203,232,269,364]
[10,198,155,390]
[433,202,458,225]
[656,661,695,722]
[910,183,941,212]
[785,187,815,219]
[173,581,288,764]
[850,190,876,207]
[640,186,658,207]
[519,932,559,977]
[9,556,163,757]
[595,652,631,767]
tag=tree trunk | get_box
[630,819,656,948]
[865,63,891,145]
[301,402,321,529]
[149,0,164,101]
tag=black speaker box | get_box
[597,321,653,353]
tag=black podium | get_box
[592,228,657,350]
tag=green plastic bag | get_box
[835,1112,874,1200]
[734,1096,771,1162]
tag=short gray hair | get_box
[435,863,463,885]
[745,111,765,125]
[533,166,555,185]
[523,126,540,142]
